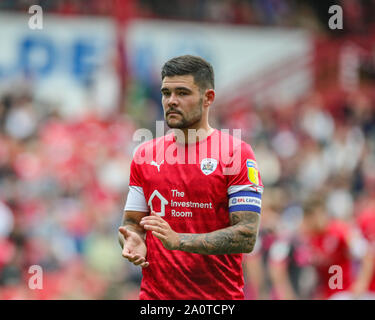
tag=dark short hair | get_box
[161,55,215,90]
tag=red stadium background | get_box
[0,0,375,299]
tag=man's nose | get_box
[168,93,179,107]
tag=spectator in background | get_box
[301,196,355,300]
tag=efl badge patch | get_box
[246,159,259,185]
[201,158,218,175]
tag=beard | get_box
[165,98,203,129]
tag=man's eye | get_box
[162,92,170,97]
[179,92,187,96]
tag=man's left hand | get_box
[140,211,180,250]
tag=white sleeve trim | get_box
[228,184,264,195]
[124,186,149,212]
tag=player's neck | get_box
[173,125,215,144]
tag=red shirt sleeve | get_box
[129,158,143,187]
[226,141,263,194]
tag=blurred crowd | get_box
[2,0,375,33]
[138,0,375,34]
[219,84,375,299]
[0,87,145,299]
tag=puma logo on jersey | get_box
[150,160,164,172]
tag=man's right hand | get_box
[119,226,149,268]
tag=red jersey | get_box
[125,129,263,299]
[306,220,353,299]
[357,209,375,292]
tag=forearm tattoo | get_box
[118,215,146,248]
[122,216,144,234]
[177,211,260,255]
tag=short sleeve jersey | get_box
[125,129,263,299]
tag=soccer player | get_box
[301,197,354,299]
[118,55,263,300]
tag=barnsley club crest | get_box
[200,158,218,175]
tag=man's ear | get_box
[204,89,215,107]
